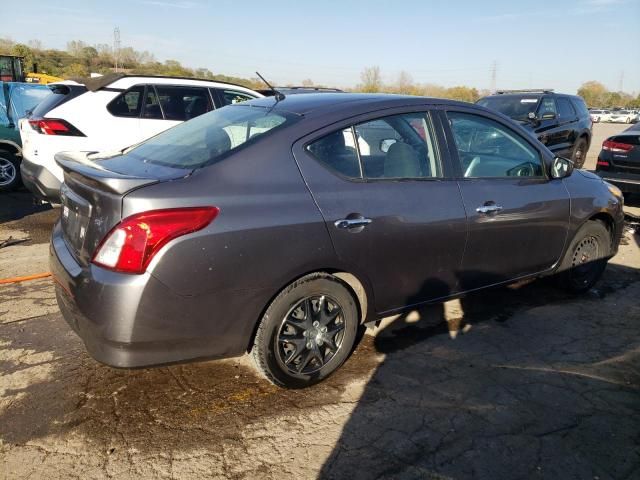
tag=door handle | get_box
[476,205,503,214]
[334,218,372,229]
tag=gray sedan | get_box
[50,93,625,388]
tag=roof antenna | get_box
[256,71,285,101]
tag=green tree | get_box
[11,44,35,73]
[577,81,607,107]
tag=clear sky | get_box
[3,0,639,94]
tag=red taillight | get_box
[28,118,85,136]
[596,159,609,167]
[92,207,219,274]
[602,139,634,153]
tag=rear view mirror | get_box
[551,156,574,179]
[380,138,396,153]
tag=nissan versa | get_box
[50,93,625,388]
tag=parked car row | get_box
[590,109,640,124]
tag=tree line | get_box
[1,37,638,107]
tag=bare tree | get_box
[359,66,382,93]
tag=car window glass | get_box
[537,97,557,118]
[307,128,361,178]
[142,86,163,119]
[154,85,211,121]
[355,112,441,179]
[219,90,255,106]
[448,111,543,178]
[557,98,575,119]
[107,85,144,117]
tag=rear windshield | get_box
[476,96,541,121]
[30,84,87,117]
[122,105,297,169]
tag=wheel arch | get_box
[0,140,21,157]
[245,268,373,353]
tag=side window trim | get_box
[350,125,364,179]
[442,108,549,181]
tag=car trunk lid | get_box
[56,151,191,265]
[603,134,640,174]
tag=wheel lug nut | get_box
[306,342,313,349]
[313,321,319,328]
[321,326,327,333]
[303,331,308,337]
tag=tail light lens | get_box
[602,140,634,153]
[28,118,85,136]
[92,207,219,274]
[596,159,610,167]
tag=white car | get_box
[19,75,262,202]
[608,110,635,124]
[589,109,612,123]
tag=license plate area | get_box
[60,183,92,259]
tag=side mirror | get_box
[527,111,540,125]
[380,138,397,153]
[550,156,574,179]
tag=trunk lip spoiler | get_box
[55,151,161,195]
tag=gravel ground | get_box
[1,123,639,479]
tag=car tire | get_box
[0,150,21,192]
[251,272,359,388]
[571,137,588,168]
[556,220,611,294]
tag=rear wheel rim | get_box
[0,157,16,186]
[276,295,346,375]
[571,235,600,287]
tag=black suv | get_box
[477,90,592,168]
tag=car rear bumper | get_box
[596,171,640,194]
[50,221,267,368]
[20,157,62,203]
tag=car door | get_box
[104,84,144,149]
[293,108,467,314]
[554,97,579,156]
[442,108,570,291]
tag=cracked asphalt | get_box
[1,168,639,478]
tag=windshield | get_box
[476,96,541,121]
[121,105,296,169]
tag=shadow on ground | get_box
[319,261,640,480]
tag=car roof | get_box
[69,73,260,94]
[241,92,472,116]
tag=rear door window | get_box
[154,85,212,121]
[355,112,441,179]
[142,86,163,119]
[556,98,576,119]
[537,97,557,119]
[107,85,144,117]
[218,89,256,106]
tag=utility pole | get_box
[113,27,121,72]
[618,70,624,93]
[490,61,497,93]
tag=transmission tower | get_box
[490,61,497,93]
[618,70,624,93]
[113,27,121,72]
